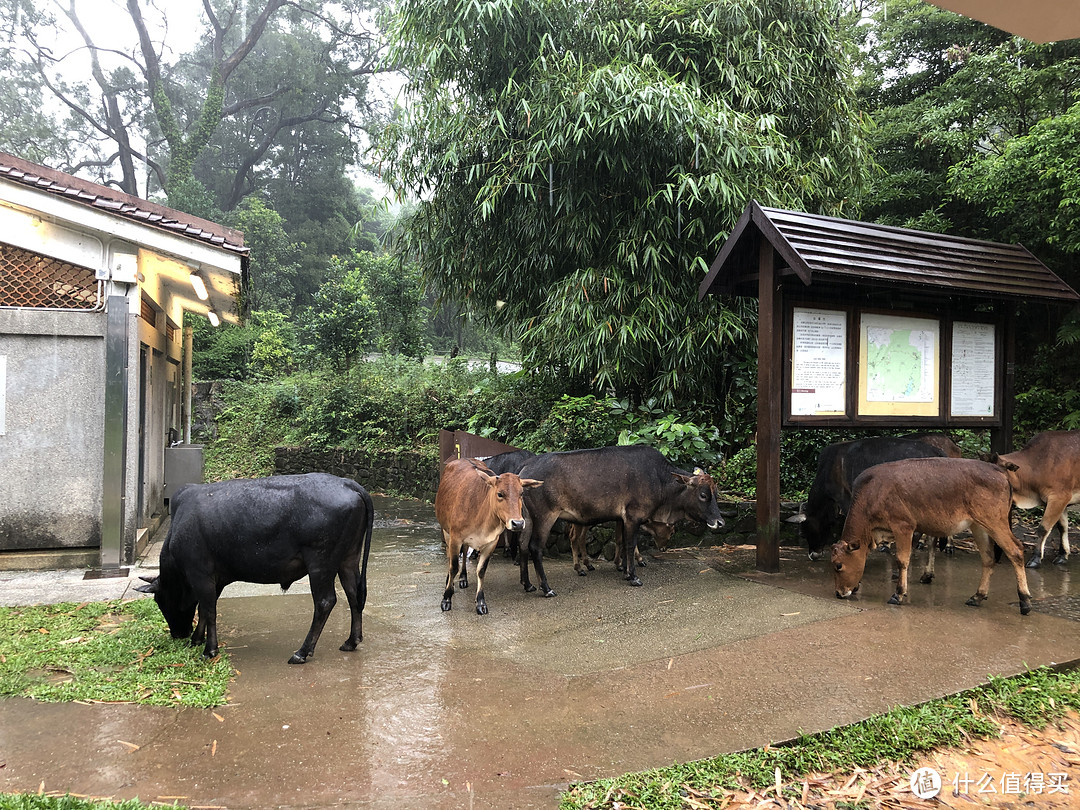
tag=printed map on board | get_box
[865,325,935,402]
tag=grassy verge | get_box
[0,599,231,707]
[560,665,1080,809]
[0,797,178,810]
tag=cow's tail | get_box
[358,486,375,609]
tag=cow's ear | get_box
[134,576,160,594]
[845,540,861,552]
[474,466,497,484]
[520,478,543,489]
[1002,460,1019,472]
[672,472,694,486]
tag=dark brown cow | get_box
[991,430,1080,568]
[435,458,542,615]
[830,457,1031,615]
[518,446,724,593]
[567,520,676,575]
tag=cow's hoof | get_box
[458,578,468,589]
[541,587,556,598]
[887,594,904,605]
[1054,555,1069,566]
[586,561,595,571]
[287,652,308,665]
[638,559,647,567]
[1026,557,1043,569]
[339,640,359,652]
[441,599,452,611]
[965,593,987,607]
[476,602,488,615]
[523,583,536,593]
[627,576,643,587]
[920,572,934,584]
[576,569,587,576]
[1020,601,1032,615]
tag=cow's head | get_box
[475,466,542,532]
[988,455,1021,487]
[787,502,842,560]
[830,538,868,599]
[642,520,676,551]
[671,470,724,529]
[134,573,197,641]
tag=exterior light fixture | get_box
[189,272,209,301]
[207,310,221,327]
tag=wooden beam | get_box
[756,239,782,572]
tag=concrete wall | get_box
[0,309,106,550]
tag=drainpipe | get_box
[97,293,129,576]
[183,324,193,444]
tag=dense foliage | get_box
[379,0,870,411]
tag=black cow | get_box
[789,436,948,560]
[516,445,724,593]
[135,473,374,664]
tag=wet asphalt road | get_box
[3,495,1080,808]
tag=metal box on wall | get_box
[164,444,204,503]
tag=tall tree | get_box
[379,0,870,409]
[851,0,1080,239]
[0,0,389,210]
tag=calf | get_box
[435,458,542,615]
[789,436,949,559]
[830,457,1030,615]
[567,520,676,575]
[991,430,1080,568]
[135,473,375,664]
[518,445,723,593]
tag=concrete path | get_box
[2,495,1080,809]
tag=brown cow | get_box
[567,520,677,576]
[435,458,542,615]
[991,430,1080,568]
[831,457,1031,615]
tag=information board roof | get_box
[698,201,1080,304]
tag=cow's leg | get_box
[524,517,556,597]
[473,539,499,615]
[291,572,337,664]
[920,536,938,584]
[569,524,593,576]
[336,557,364,652]
[965,528,999,609]
[1044,495,1071,565]
[985,524,1032,615]
[188,581,222,659]
[521,515,556,596]
[442,531,460,611]
[623,519,645,586]
[458,547,469,590]
[1026,494,1068,568]
[886,526,913,605]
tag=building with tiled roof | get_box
[0,151,248,571]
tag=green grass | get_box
[0,599,231,708]
[0,797,179,810]
[560,665,1080,809]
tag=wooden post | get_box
[991,304,1017,454]
[756,238,782,572]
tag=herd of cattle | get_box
[134,429,1080,663]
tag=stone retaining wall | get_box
[274,445,440,501]
[273,445,804,551]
